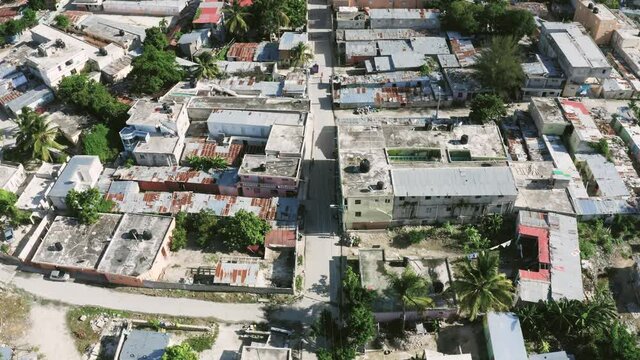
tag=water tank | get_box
[54,242,63,251]
[593,7,599,13]
[129,229,139,239]
[359,159,370,173]
[55,39,65,48]
[119,29,125,36]
[460,134,469,144]
[98,47,108,56]
[588,2,594,8]
[142,230,152,240]
[376,181,385,190]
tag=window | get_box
[355,200,361,204]
[446,207,452,211]
[445,196,451,199]
[385,199,391,203]
[399,196,405,201]
[498,195,504,198]
[355,212,362,217]
[270,190,278,195]
[65,59,73,66]
[424,196,431,200]
[475,196,481,199]
[496,204,502,208]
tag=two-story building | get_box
[47,155,103,210]
[119,100,190,167]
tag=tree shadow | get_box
[310,274,329,296]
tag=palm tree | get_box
[194,52,220,80]
[452,251,514,321]
[387,267,434,330]
[290,42,313,69]
[223,0,249,37]
[14,107,65,162]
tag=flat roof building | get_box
[118,330,169,360]
[0,162,25,193]
[47,155,103,210]
[516,211,584,303]
[32,213,174,286]
[241,346,291,360]
[529,97,569,136]
[483,312,528,360]
[368,9,440,30]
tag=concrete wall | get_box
[26,51,90,88]
[142,280,295,294]
[343,195,394,230]
[574,0,620,45]
[391,195,517,224]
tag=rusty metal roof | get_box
[180,138,245,167]
[113,165,238,187]
[265,229,297,248]
[214,258,259,286]
[227,42,259,62]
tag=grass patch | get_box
[66,306,217,354]
[297,255,303,266]
[183,328,218,352]
[295,275,303,292]
[0,288,31,343]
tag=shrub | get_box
[183,334,215,352]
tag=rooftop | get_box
[31,214,121,270]
[368,8,440,20]
[228,42,258,61]
[484,312,528,360]
[338,28,429,42]
[241,346,291,360]
[5,85,54,116]
[181,138,245,167]
[79,15,145,46]
[264,124,305,156]
[214,258,260,286]
[255,41,279,62]
[113,166,238,187]
[437,54,460,68]
[575,153,630,198]
[193,1,222,24]
[105,181,298,224]
[133,135,181,155]
[558,99,603,146]
[48,155,101,199]
[345,41,377,57]
[444,68,484,93]
[206,109,304,131]
[27,24,98,70]
[278,32,308,51]
[119,330,169,360]
[392,167,517,197]
[126,99,186,127]
[16,163,60,212]
[239,155,301,178]
[522,54,563,78]
[543,22,610,70]
[97,214,173,277]
[0,162,22,189]
[447,32,477,67]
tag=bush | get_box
[462,226,491,253]
[66,188,114,224]
[295,275,303,292]
[54,14,70,29]
[170,212,188,251]
[183,334,215,352]
[82,124,119,163]
[0,189,32,226]
[216,210,271,250]
[186,155,228,171]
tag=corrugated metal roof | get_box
[548,213,584,301]
[265,229,296,248]
[278,32,308,51]
[485,312,528,360]
[575,154,629,198]
[391,167,518,197]
[181,138,244,167]
[214,260,259,286]
[227,42,259,62]
[113,165,238,187]
[518,225,550,264]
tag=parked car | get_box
[47,270,70,282]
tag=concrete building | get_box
[539,22,612,84]
[558,98,603,153]
[31,213,174,286]
[368,9,440,30]
[102,0,187,16]
[238,155,301,198]
[78,15,145,50]
[336,8,367,29]
[338,119,516,229]
[4,85,55,117]
[15,163,59,216]
[0,162,26,193]
[575,153,630,198]
[515,211,584,303]
[332,0,421,8]
[278,32,308,66]
[573,0,621,45]
[206,109,305,138]
[521,55,565,100]
[178,29,211,59]
[337,28,428,42]
[47,155,103,210]
[118,330,169,360]
[611,108,640,163]
[119,100,190,167]
[444,68,488,102]
[483,312,528,360]
[241,346,291,360]
[447,32,477,68]
[528,97,569,136]
[26,25,97,87]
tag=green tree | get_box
[469,94,506,124]
[190,209,219,247]
[345,304,376,348]
[65,188,114,224]
[82,124,119,163]
[289,41,313,68]
[170,212,188,251]
[479,0,506,33]
[343,266,374,310]
[285,0,307,28]
[452,251,514,320]
[186,155,227,171]
[387,267,434,330]
[0,189,31,226]
[130,45,184,95]
[462,226,491,253]
[223,0,250,37]
[194,52,220,80]
[22,8,38,28]
[4,19,24,37]
[162,344,198,360]
[159,18,169,33]
[441,1,481,34]
[144,26,169,50]
[479,214,504,238]
[217,210,271,250]
[57,75,130,126]
[13,108,65,162]
[474,36,524,99]
[54,14,70,30]
[28,0,46,10]
[495,9,536,39]
[250,0,290,37]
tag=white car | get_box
[47,270,70,282]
